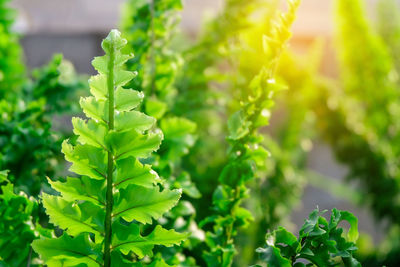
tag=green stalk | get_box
[104,43,115,266]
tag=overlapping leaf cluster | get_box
[200,1,301,266]
[121,1,201,265]
[254,208,360,267]
[32,30,186,266]
[0,98,55,196]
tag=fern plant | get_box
[174,0,268,224]
[32,30,187,266]
[200,1,300,266]
[254,208,360,267]
[121,1,201,265]
[239,47,322,264]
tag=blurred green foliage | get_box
[201,2,300,267]
[0,55,86,197]
[121,0,201,265]
[0,0,86,197]
[332,0,400,225]
[3,0,400,265]
[174,0,268,216]
[0,0,25,101]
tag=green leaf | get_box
[113,185,181,224]
[111,250,136,266]
[106,129,163,159]
[145,98,168,119]
[89,74,107,100]
[160,117,196,138]
[160,117,197,159]
[92,55,108,74]
[48,177,105,206]
[115,87,143,111]
[80,96,108,124]
[115,110,156,132]
[115,69,136,87]
[175,172,201,198]
[330,208,359,242]
[62,141,107,180]
[112,223,187,258]
[219,160,254,187]
[227,110,251,140]
[0,170,9,183]
[255,246,292,267]
[72,117,107,149]
[32,233,102,267]
[114,157,158,189]
[42,194,104,238]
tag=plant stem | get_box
[104,42,115,267]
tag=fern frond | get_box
[32,30,187,266]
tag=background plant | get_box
[200,1,300,266]
[0,170,49,266]
[174,0,268,221]
[0,0,86,197]
[121,0,201,265]
[0,0,25,101]
[254,208,360,267]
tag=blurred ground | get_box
[12,0,388,241]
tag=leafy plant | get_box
[254,208,360,267]
[0,170,41,266]
[121,1,201,265]
[200,1,300,266]
[32,30,187,266]
[0,99,56,196]
[231,19,323,266]
[0,0,86,197]
[0,55,85,197]
[174,0,271,226]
